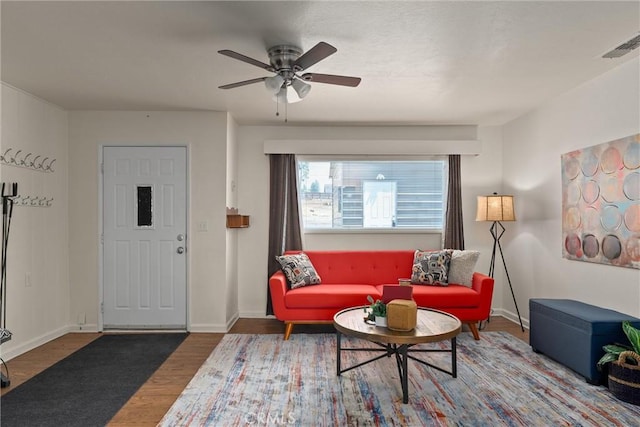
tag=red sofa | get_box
[269,250,494,340]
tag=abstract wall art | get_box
[561,134,639,269]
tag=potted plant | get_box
[366,295,387,327]
[597,321,640,405]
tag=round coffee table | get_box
[333,306,462,404]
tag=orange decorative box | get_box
[387,299,417,331]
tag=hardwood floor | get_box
[1,316,528,426]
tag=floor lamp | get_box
[476,193,524,332]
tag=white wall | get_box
[0,84,69,359]
[502,58,640,321]
[67,111,235,333]
[236,125,504,317]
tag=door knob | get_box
[177,247,185,254]
[177,234,185,241]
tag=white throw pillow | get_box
[447,250,480,287]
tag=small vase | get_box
[375,316,387,327]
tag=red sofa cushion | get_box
[286,250,414,285]
[285,284,381,309]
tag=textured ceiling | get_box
[1,1,638,125]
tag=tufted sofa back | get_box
[284,250,418,285]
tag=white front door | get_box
[102,146,187,329]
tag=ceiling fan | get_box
[218,42,361,103]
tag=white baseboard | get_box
[189,323,229,333]
[72,323,100,332]
[187,311,242,333]
[238,311,275,319]
[490,308,530,330]
[1,325,74,361]
[226,312,239,331]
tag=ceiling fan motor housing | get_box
[268,45,303,78]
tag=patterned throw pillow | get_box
[410,249,453,286]
[448,250,480,287]
[276,253,322,289]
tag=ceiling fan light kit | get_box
[274,87,303,104]
[264,75,285,94]
[291,79,311,99]
[218,41,361,119]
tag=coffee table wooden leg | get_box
[336,331,342,376]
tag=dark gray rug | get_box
[0,333,187,427]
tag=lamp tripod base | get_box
[489,221,525,333]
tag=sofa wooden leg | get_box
[467,322,480,340]
[284,322,294,340]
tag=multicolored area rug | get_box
[160,332,640,426]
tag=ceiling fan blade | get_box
[292,42,337,71]
[218,50,274,72]
[301,73,361,87]
[219,77,268,89]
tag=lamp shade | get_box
[476,194,516,222]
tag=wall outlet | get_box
[25,272,32,287]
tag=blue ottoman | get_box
[529,298,640,385]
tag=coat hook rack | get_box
[13,195,53,208]
[0,148,55,173]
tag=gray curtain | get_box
[266,154,303,315]
[443,154,464,250]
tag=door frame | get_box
[98,144,190,331]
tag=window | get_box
[298,159,447,230]
[136,185,153,227]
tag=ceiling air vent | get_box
[602,33,640,58]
